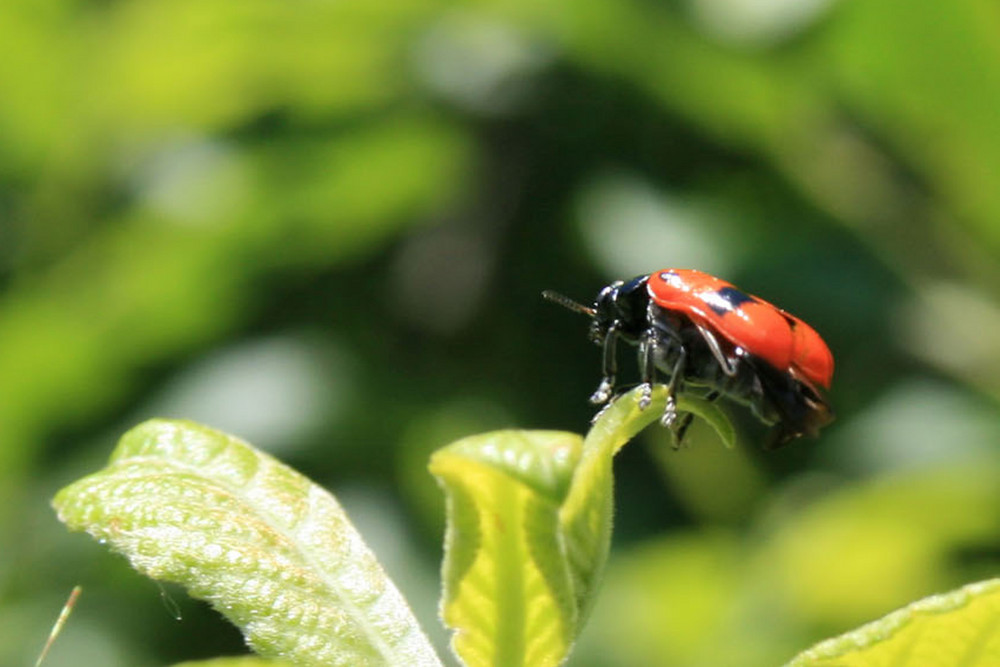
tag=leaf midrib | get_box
[493,473,527,667]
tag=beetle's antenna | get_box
[542,290,596,317]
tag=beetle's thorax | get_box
[590,276,650,344]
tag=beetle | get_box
[543,269,834,448]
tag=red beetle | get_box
[544,269,834,448]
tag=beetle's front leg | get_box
[590,322,620,404]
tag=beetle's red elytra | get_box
[544,269,834,448]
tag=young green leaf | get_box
[787,578,1000,666]
[431,430,584,667]
[560,385,734,621]
[431,386,736,666]
[53,419,441,667]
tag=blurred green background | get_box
[3,0,1000,665]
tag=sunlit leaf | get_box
[561,385,735,620]
[431,430,583,667]
[787,578,1000,666]
[431,386,736,666]
[53,419,441,667]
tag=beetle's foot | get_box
[589,377,615,405]
[660,395,678,427]
[637,382,653,410]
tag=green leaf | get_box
[431,430,584,667]
[676,392,737,450]
[787,578,1000,666]
[431,386,736,666]
[561,385,735,621]
[53,419,441,667]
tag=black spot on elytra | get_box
[705,286,756,315]
[718,286,755,307]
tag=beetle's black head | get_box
[589,275,650,344]
[543,275,651,344]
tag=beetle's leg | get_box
[694,322,738,377]
[637,328,658,410]
[590,321,620,404]
[670,389,720,448]
[661,346,687,427]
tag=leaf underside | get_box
[53,419,441,667]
